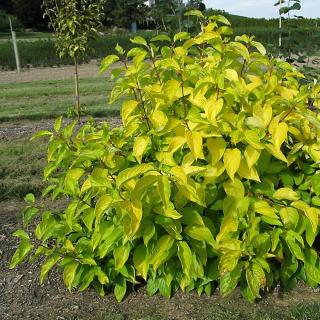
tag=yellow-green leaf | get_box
[117,164,154,188]
[133,136,151,164]
[95,194,113,223]
[114,243,131,270]
[273,188,300,201]
[223,148,241,180]
[244,145,261,169]
[63,261,79,290]
[186,131,204,159]
[133,244,149,280]
[207,137,226,166]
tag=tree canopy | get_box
[0,0,206,31]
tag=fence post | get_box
[279,0,282,54]
[9,16,21,73]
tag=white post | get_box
[9,16,21,73]
[279,0,283,51]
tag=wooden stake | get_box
[74,58,80,123]
[279,0,283,54]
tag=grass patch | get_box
[0,32,53,41]
[0,77,121,121]
[0,138,46,200]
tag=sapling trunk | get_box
[74,58,80,123]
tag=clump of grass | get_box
[0,139,46,200]
[291,303,320,320]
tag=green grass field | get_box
[0,77,121,121]
[0,31,53,41]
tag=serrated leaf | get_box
[12,229,29,239]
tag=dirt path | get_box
[0,60,101,84]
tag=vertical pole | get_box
[9,16,21,73]
[279,0,283,55]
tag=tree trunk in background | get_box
[74,58,80,123]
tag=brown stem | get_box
[179,67,190,121]
[150,53,162,85]
[136,81,151,130]
[240,59,247,76]
[74,58,80,123]
[121,59,151,130]
[281,104,295,122]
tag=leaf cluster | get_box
[11,11,320,302]
[42,0,104,59]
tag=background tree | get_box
[103,0,148,29]
[0,0,14,13]
[150,0,185,32]
[12,0,46,29]
[186,0,206,11]
[274,0,301,55]
[43,0,104,122]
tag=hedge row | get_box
[0,32,154,70]
[0,28,319,70]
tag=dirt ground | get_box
[0,60,102,84]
